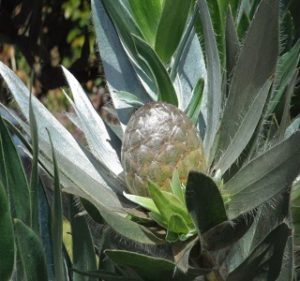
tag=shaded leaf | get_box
[71,198,97,281]
[215,79,272,174]
[106,250,183,281]
[227,223,290,281]
[197,0,222,160]
[48,131,66,280]
[216,0,279,167]
[225,131,300,218]
[0,117,30,224]
[14,219,48,281]
[185,171,227,234]
[0,181,14,281]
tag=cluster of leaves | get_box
[0,0,300,280]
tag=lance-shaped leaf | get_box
[62,66,123,176]
[185,79,204,124]
[227,223,290,281]
[216,0,279,164]
[105,250,186,281]
[14,219,49,281]
[48,131,66,280]
[225,7,240,78]
[215,79,272,174]
[155,0,192,64]
[185,171,227,234]
[29,93,39,233]
[128,0,162,46]
[0,117,30,224]
[0,181,14,281]
[225,131,300,218]
[197,0,222,160]
[0,61,123,209]
[71,199,97,281]
[133,35,178,106]
[91,0,149,127]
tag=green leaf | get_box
[105,250,179,281]
[123,192,159,214]
[155,0,192,64]
[185,171,227,234]
[148,181,191,228]
[227,223,290,281]
[225,131,300,218]
[29,93,39,233]
[216,0,279,168]
[197,0,222,160]
[71,198,98,281]
[132,35,178,106]
[292,206,300,246]
[185,78,204,124]
[0,181,14,281]
[167,214,190,234]
[0,117,30,224]
[215,79,272,174]
[128,0,162,46]
[14,219,48,281]
[48,131,66,280]
[170,169,185,203]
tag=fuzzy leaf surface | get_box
[216,0,279,163]
[185,171,227,234]
[225,131,300,218]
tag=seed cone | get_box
[121,102,206,196]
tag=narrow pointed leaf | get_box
[0,61,123,210]
[91,0,149,127]
[155,0,192,64]
[225,131,300,218]
[48,131,66,280]
[197,0,222,159]
[133,35,178,106]
[29,94,39,233]
[185,78,204,124]
[62,66,123,176]
[215,79,272,174]
[0,181,14,281]
[185,171,227,234]
[71,199,97,281]
[0,117,30,224]
[216,0,279,162]
[227,224,290,281]
[225,7,240,77]
[14,219,48,281]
